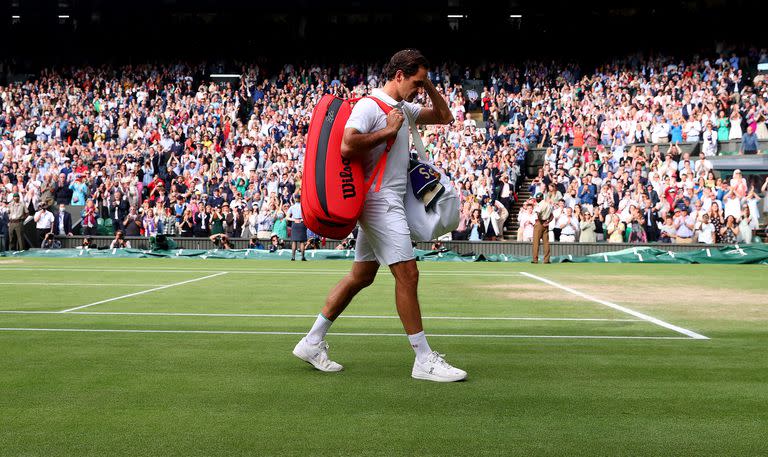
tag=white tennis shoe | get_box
[292,337,343,372]
[411,351,467,382]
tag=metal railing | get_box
[51,235,728,257]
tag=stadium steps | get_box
[503,177,533,241]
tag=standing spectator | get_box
[720,215,739,244]
[702,122,718,156]
[740,125,760,155]
[69,176,88,206]
[716,110,730,142]
[579,210,597,243]
[123,206,143,237]
[272,209,288,241]
[194,205,212,237]
[673,208,695,243]
[142,209,160,238]
[532,193,552,263]
[696,214,715,244]
[606,213,625,243]
[33,203,55,246]
[557,207,579,242]
[256,206,275,239]
[109,191,130,233]
[659,216,676,243]
[729,109,743,140]
[179,210,195,237]
[8,193,28,251]
[81,199,98,236]
[738,206,759,244]
[709,202,724,243]
[54,174,73,205]
[467,209,485,242]
[52,203,73,237]
[0,202,8,252]
[517,202,535,242]
[161,207,177,236]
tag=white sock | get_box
[306,313,332,344]
[408,331,432,362]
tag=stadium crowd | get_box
[1,47,768,251]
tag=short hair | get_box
[382,49,430,81]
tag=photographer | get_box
[41,232,61,249]
[210,233,233,250]
[109,230,132,249]
[268,234,284,253]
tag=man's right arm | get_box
[340,127,395,160]
[341,108,403,160]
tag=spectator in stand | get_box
[0,201,8,252]
[606,213,625,243]
[179,210,195,237]
[579,210,597,243]
[33,202,54,246]
[740,125,760,155]
[123,206,143,237]
[52,203,72,236]
[142,209,160,238]
[720,215,739,244]
[81,199,98,236]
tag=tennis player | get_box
[293,49,467,382]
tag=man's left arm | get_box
[416,80,454,125]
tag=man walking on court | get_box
[293,49,467,382]
[532,192,552,264]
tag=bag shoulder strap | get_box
[355,96,395,193]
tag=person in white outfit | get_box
[293,50,467,382]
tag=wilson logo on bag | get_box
[301,94,394,239]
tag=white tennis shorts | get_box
[354,196,414,266]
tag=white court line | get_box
[519,272,709,340]
[58,272,228,313]
[0,282,167,287]
[0,310,640,322]
[0,267,521,277]
[0,327,694,340]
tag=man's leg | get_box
[10,223,22,251]
[389,259,423,335]
[293,261,379,372]
[390,259,467,382]
[319,261,379,321]
[543,227,551,263]
[532,222,541,263]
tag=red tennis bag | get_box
[301,94,394,239]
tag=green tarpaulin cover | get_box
[4,245,768,264]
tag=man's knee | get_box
[349,270,376,290]
[391,261,419,288]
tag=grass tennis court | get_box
[1,258,766,456]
